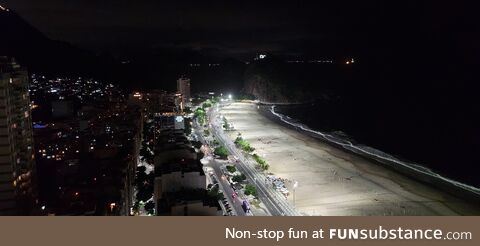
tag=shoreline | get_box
[258,104,480,205]
[220,102,480,215]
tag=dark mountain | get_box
[0,7,120,80]
[243,54,348,103]
[0,7,245,91]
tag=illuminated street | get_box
[217,102,480,216]
[207,102,301,216]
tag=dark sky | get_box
[3,1,479,60]
[2,0,390,58]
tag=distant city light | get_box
[33,123,47,129]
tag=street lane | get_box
[208,103,301,216]
[193,117,247,216]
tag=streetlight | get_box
[293,181,298,207]
[110,203,116,213]
[228,94,232,100]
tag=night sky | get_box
[2,0,393,58]
[4,1,480,60]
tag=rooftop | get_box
[155,158,203,176]
[156,188,220,215]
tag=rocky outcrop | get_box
[243,58,312,104]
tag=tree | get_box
[184,107,193,114]
[252,154,269,171]
[144,201,155,215]
[194,108,206,125]
[184,118,192,135]
[208,184,224,200]
[263,163,270,171]
[234,136,242,145]
[136,186,153,202]
[226,165,236,173]
[133,201,140,214]
[135,166,148,187]
[194,108,206,117]
[135,165,154,203]
[235,136,255,152]
[211,96,220,104]
[214,146,229,159]
[232,174,246,183]
[244,184,257,197]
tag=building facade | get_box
[176,77,191,108]
[128,90,183,114]
[0,57,36,215]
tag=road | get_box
[207,102,301,216]
[208,157,249,216]
[192,118,247,216]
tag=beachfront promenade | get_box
[217,102,480,216]
[208,103,301,216]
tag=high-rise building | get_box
[0,57,36,215]
[176,77,191,108]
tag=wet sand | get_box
[220,102,480,216]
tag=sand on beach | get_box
[220,102,480,216]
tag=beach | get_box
[220,102,480,216]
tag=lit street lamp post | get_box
[293,181,298,207]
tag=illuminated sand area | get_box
[221,102,480,216]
